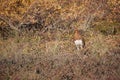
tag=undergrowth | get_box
[0,30,120,80]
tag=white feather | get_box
[74,39,84,50]
[74,39,83,46]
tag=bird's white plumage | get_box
[74,39,83,46]
[74,39,84,50]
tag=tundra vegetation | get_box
[0,0,120,80]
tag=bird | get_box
[74,28,85,50]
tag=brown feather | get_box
[74,29,82,40]
[74,28,85,48]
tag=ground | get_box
[0,32,120,80]
[0,47,120,80]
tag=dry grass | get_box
[0,0,120,79]
[0,31,120,80]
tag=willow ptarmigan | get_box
[74,28,85,50]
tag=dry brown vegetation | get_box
[0,0,120,80]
